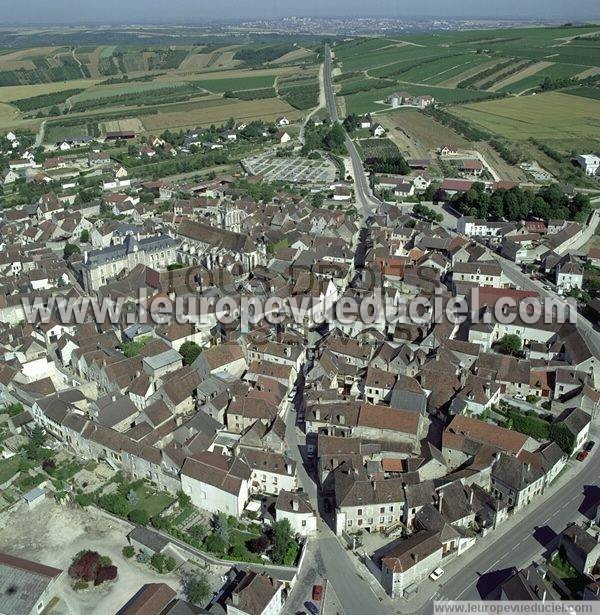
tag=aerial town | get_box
[0,13,598,615]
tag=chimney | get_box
[111,394,117,402]
[412,552,419,563]
[438,490,444,513]
[284,347,291,357]
[315,408,321,421]
[468,488,474,508]
[232,592,240,607]
[292,497,299,512]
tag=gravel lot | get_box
[0,499,182,615]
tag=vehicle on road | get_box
[585,441,595,452]
[306,444,315,459]
[312,584,323,601]
[429,567,445,581]
[577,450,589,461]
[304,601,319,615]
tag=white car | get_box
[513,394,526,401]
[429,567,444,581]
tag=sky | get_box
[2,0,599,24]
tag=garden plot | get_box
[242,152,337,184]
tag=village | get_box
[0,29,598,615]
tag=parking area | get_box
[242,152,337,184]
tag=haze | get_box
[2,0,599,24]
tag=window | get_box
[380,516,385,523]
[380,507,385,514]
[357,509,362,516]
[302,520,307,527]
[347,520,352,527]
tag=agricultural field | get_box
[0,39,320,134]
[333,24,600,98]
[448,91,600,152]
[139,97,301,132]
[357,137,401,161]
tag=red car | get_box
[577,450,588,462]
[312,585,323,601]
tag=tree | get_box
[203,533,227,555]
[64,243,81,259]
[188,524,207,544]
[269,519,293,565]
[128,509,150,525]
[215,512,229,544]
[247,534,269,553]
[177,490,192,508]
[80,229,90,243]
[497,334,522,356]
[69,551,100,582]
[179,341,202,366]
[98,493,129,516]
[30,424,46,447]
[183,571,211,605]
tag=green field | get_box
[498,62,589,93]
[334,25,600,96]
[562,86,600,100]
[191,75,276,93]
[449,91,600,150]
[344,82,501,115]
[357,137,401,160]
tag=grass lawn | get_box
[133,485,175,517]
[0,456,22,485]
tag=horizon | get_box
[1,0,600,26]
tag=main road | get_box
[319,43,600,614]
[324,44,381,219]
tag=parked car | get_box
[430,567,445,581]
[513,394,526,401]
[312,584,323,601]
[577,450,589,462]
[585,441,595,452]
[304,601,319,615]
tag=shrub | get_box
[128,509,150,525]
[247,535,270,553]
[94,565,117,586]
[98,493,129,516]
[69,551,100,582]
[203,533,227,555]
[165,556,176,572]
[73,580,88,591]
[75,493,92,507]
[99,555,112,567]
[150,553,166,573]
[122,546,135,559]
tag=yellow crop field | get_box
[0,79,100,103]
[450,92,600,145]
[140,97,301,131]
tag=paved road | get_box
[324,45,381,219]
[440,441,600,603]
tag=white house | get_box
[180,452,251,518]
[275,490,317,536]
[371,124,386,137]
[556,261,584,292]
[226,571,285,615]
[377,531,444,598]
[575,154,600,176]
[277,117,290,126]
